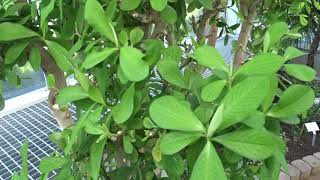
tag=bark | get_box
[39,47,72,129]
[307,26,320,67]
[207,14,219,47]
[233,1,259,67]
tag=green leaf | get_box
[120,46,149,82]
[0,22,38,41]
[130,28,144,45]
[284,64,316,82]
[201,80,227,102]
[194,46,227,72]
[263,22,289,52]
[29,47,41,70]
[261,75,278,112]
[198,0,213,9]
[45,40,73,72]
[157,61,187,88]
[119,0,141,11]
[123,136,134,154]
[5,42,29,65]
[150,0,168,11]
[160,131,201,155]
[207,105,224,137]
[39,156,68,174]
[163,45,182,63]
[280,115,300,125]
[214,129,277,160]
[190,141,227,180]
[160,5,177,24]
[40,0,56,33]
[220,76,269,130]
[75,70,90,92]
[143,117,157,129]
[194,104,214,124]
[56,86,89,107]
[235,54,285,77]
[242,111,265,129]
[106,0,117,19]
[268,85,315,118]
[89,86,106,105]
[90,137,106,180]
[284,46,305,61]
[149,96,205,132]
[158,154,185,176]
[85,0,116,43]
[0,94,4,111]
[47,74,56,88]
[112,84,135,124]
[20,140,28,179]
[82,48,118,69]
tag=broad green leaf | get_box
[207,105,224,137]
[220,76,269,130]
[214,129,277,160]
[106,0,117,19]
[160,5,177,24]
[0,22,38,41]
[89,86,106,105]
[163,45,182,63]
[82,48,118,69]
[234,54,285,77]
[190,141,227,180]
[268,85,315,118]
[284,46,305,61]
[149,96,205,132]
[119,0,141,11]
[75,70,90,92]
[39,156,68,173]
[150,0,168,11]
[284,64,316,82]
[123,136,134,154]
[29,47,41,70]
[261,75,278,112]
[201,80,227,102]
[112,84,135,124]
[157,60,187,88]
[20,140,28,179]
[40,0,55,33]
[194,104,214,124]
[56,86,89,107]
[160,131,201,155]
[263,22,289,52]
[90,137,106,180]
[120,46,149,82]
[47,74,56,88]
[198,0,213,9]
[280,116,300,125]
[130,28,144,45]
[45,40,73,72]
[194,46,227,72]
[85,0,116,43]
[242,111,265,129]
[5,42,29,64]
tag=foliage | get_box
[0,0,316,179]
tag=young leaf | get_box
[190,141,227,180]
[120,46,149,82]
[39,156,68,174]
[149,96,205,132]
[5,42,29,64]
[220,76,269,130]
[268,85,315,118]
[263,22,289,52]
[284,46,305,61]
[284,64,316,82]
[157,60,187,88]
[112,84,135,124]
[90,137,106,180]
[234,54,285,77]
[46,74,56,88]
[0,22,38,41]
[29,47,41,70]
[45,40,73,72]
[56,86,89,107]
[160,5,177,24]
[214,129,277,160]
[40,0,55,33]
[123,136,134,154]
[207,105,224,137]
[160,131,201,155]
[119,0,141,11]
[130,28,144,45]
[201,80,227,102]
[85,0,116,43]
[82,48,118,69]
[194,46,227,72]
[150,0,168,11]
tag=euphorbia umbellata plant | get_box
[0,0,316,179]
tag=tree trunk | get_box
[39,47,73,129]
[233,2,258,67]
[307,26,320,67]
[207,14,219,47]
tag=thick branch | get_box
[307,25,320,67]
